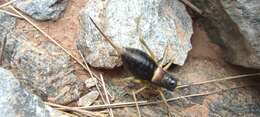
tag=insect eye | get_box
[169,79,176,86]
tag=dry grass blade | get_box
[78,49,95,78]
[0,0,14,8]
[0,9,23,19]
[74,84,253,110]
[179,0,203,15]
[96,84,107,105]
[78,49,114,100]
[132,91,142,117]
[176,73,260,89]
[79,49,113,116]
[100,75,114,117]
[45,102,104,117]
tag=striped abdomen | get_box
[121,47,178,91]
[121,48,157,81]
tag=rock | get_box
[192,0,260,69]
[85,78,98,88]
[78,90,99,106]
[209,89,260,116]
[77,0,193,68]
[0,12,16,65]
[0,67,72,117]
[0,12,85,104]
[13,0,68,21]
[0,12,16,31]
[6,33,85,104]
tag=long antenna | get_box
[88,16,122,54]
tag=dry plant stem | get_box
[132,91,142,117]
[78,50,95,78]
[0,36,7,65]
[79,49,114,99]
[179,0,203,15]
[176,73,260,89]
[0,0,14,8]
[96,84,106,105]
[45,102,104,117]
[0,9,23,19]
[72,85,251,110]
[95,83,111,116]
[100,75,114,117]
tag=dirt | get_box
[11,0,260,117]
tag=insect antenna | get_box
[88,16,122,54]
[176,73,260,89]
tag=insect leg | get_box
[157,88,172,116]
[159,43,169,67]
[134,85,147,95]
[163,61,173,71]
[160,42,174,71]
[157,88,170,107]
[139,36,156,61]
[132,91,142,117]
[139,37,173,71]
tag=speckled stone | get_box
[77,0,193,68]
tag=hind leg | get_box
[157,88,170,107]
[139,37,173,70]
[139,36,156,61]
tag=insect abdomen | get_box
[121,48,158,81]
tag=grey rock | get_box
[5,33,85,104]
[0,13,85,104]
[77,0,193,68]
[192,0,260,69]
[0,67,50,117]
[0,68,74,117]
[209,89,260,117]
[0,12,16,31]
[85,78,98,88]
[78,90,99,106]
[14,0,68,21]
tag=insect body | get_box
[89,17,177,91]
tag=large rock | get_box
[7,34,85,104]
[77,0,193,68]
[14,0,68,21]
[192,0,260,69]
[0,68,72,117]
[209,89,260,117]
[0,12,85,104]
